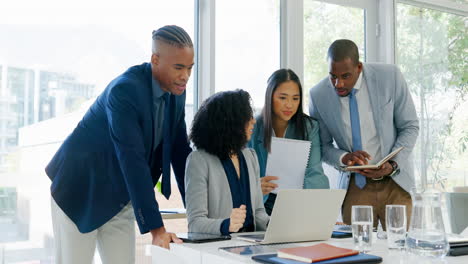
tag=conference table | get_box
[161,232,468,264]
[160,208,186,220]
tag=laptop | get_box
[237,189,346,244]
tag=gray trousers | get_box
[51,198,136,264]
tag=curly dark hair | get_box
[190,89,253,159]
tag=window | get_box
[303,0,367,189]
[303,0,365,95]
[215,0,280,111]
[396,2,468,190]
[0,0,195,263]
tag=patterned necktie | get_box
[161,93,172,199]
[349,89,366,189]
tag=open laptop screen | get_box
[237,189,346,244]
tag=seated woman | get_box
[248,69,330,215]
[185,89,269,235]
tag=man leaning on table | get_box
[309,39,419,229]
[45,25,194,264]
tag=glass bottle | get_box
[406,189,449,258]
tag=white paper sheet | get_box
[265,137,311,193]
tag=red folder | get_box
[277,243,359,263]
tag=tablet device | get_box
[219,244,285,256]
[177,232,231,243]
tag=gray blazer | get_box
[309,63,419,193]
[185,148,269,235]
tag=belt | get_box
[350,173,390,184]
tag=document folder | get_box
[252,253,382,264]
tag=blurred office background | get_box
[0,0,466,263]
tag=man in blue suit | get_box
[309,39,419,229]
[46,25,193,263]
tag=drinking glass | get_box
[352,205,373,252]
[386,205,407,250]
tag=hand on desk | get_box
[229,205,246,232]
[261,176,279,195]
[150,226,182,249]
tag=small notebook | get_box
[333,225,352,234]
[447,231,468,244]
[343,147,403,171]
[266,137,311,193]
[277,243,358,263]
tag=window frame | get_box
[394,0,468,188]
[195,0,381,106]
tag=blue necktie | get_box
[349,89,366,189]
[161,93,172,199]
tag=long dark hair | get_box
[190,89,253,159]
[262,69,309,152]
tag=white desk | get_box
[161,233,468,264]
[160,208,186,220]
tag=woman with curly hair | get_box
[248,69,329,215]
[185,89,269,235]
[185,90,269,235]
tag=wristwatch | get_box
[387,160,400,177]
[372,160,399,181]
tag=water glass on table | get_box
[352,205,373,253]
[386,205,407,250]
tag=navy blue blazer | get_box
[45,63,192,234]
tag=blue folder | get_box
[252,253,382,264]
[331,231,353,238]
